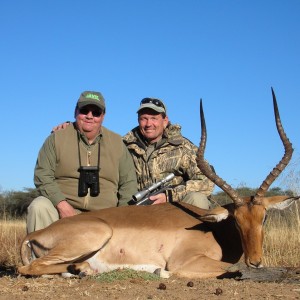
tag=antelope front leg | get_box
[171,255,232,279]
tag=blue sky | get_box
[1,0,299,193]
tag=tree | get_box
[0,188,38,218]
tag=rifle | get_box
[128,173,175,206]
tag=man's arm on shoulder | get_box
[51,121,71,133]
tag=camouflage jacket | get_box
[123,124,214,202]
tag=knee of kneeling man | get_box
[28,196,54,212]
[183,192,210,209]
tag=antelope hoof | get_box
[154,268,170,278]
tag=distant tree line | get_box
[0,186,294,219]
[0,188,39,218]
[211,186,294,206]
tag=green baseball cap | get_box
[77,91,105,110]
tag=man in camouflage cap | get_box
[123,97,214,207]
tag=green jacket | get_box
[123,124,214,202]
[34,123,137,210]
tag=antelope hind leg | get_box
[18,216,113,276]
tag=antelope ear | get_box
[198,206,229,223]
[263,196,300,211]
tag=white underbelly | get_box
[86,253,162,274]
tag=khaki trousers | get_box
[181,192,211,209]
[27,196,82,234]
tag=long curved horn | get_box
[253,88,294,202]
[196,99,245,207]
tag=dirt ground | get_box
[0,267,299,300]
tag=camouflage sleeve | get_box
[167,143,214,202]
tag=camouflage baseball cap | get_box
[77,91,105,110]
[137,97,167,114]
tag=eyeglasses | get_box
[140,98,166,110]
[79,108,102,117]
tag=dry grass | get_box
[263,201,300,267]
[0,217,26,266]
[0,205,299,269]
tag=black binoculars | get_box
[78,166,100,197]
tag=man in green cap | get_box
[123,97,214,207]
[27,91,137,233]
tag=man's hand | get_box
[56,200,77,218]
[51,122,71,133]
[149,193,167,205]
